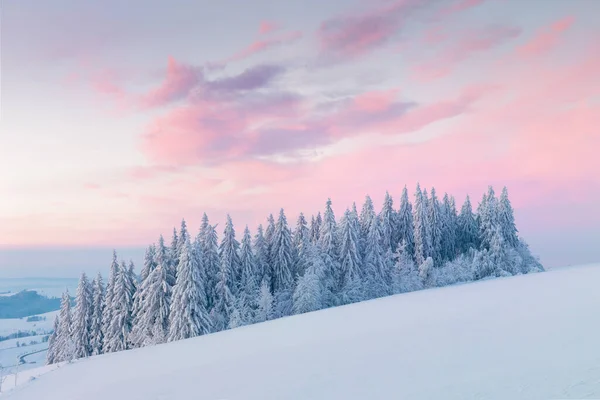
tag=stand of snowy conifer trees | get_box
[47,185,544,364]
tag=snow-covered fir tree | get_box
[293,213,310,277]
[428,188,444,265]
[337,208,362,296]
[318,199,339,305]
[293,244,326,314]
[363,216,389,300]
[46,316,60,364]
[310,212,322,244]
[359,195,376,259]
[72,273,93,359]
[253,224,269,285]
[442,194,458,260]
[104,261,135,352]
[255,278,275,323]
[413,184,431,266]
[168,237,212,341]
[392,240,423,294]
[379,191,396,254]
[397,186,415,258]
[56,290,73,362]
[270,209,294,294]
[169,227,179,278]
[212,215,240,331]
[101,250,119,345]
[90,273,104,355]
[458,195,479,253]
[237,226,259,325]
[200,218,220,311]
[498,187,519,247]
[140,245,157,282]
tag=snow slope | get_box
[4,264,600,400]
[0,311,57,337]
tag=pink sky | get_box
[0,0,599,271]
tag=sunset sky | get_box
[1,0,599,277]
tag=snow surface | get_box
[4,264,600,400]
[0,312,57,337]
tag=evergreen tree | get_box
[397,186,414,258]
[238,226,259,324]
[442,194,458,260]
[428,188,443,265]
[201,220,220,311]
[131,255,171,347]
[219,215,242,294]
[413,184,431,266]
[104,261,135,353]
[379,191,396,253]
[72,273,93,359]
[46,316,60,364]
[318,199,339,305]
[338,208,362,293]
[458,195,479,252]
[168,238,212,341]
[253,224,269,285]
[169,227,179,277]
[271,209,294,294]
[212,215,240,331]
[478,186,499,249]
[56,290,73,362]
[293,245,326,314]
[101,250,119,345]
[90,273,104,355]
[140,245,157,282]
[310,212,323,244]
[255,278,274,323]
[498,187,519,247]
[363,217,389,300]
[177,219,189,259]
[293,213,310,277]
[264,213,276,284]
[359,195,376,259]
[392,240,423,294]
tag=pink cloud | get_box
[414,25,521,81]
[140,57,202,108]
[226,31,302,63]
[436,0,485,17]
[259,21,280,35]
[517,16,575,58]
[317,0,425,60]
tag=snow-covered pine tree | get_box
[172,218,189,281]
[379,191,396,254]
[169,227,179,278]
[359,195,376,259]
[237,226,259,325]
[90,272,105,355]
[478,186,500,249]
[428,187,444,265]
[413,183,431,266]
[264,213,276,285]
[292,244,326,314]
[337,208,362,298]
[255,278,274,323]
[131,250,171,347]
[397,186,415,258]
[168,237,212,341]
[140,244,157,282]
[212,215,240,332]
[101,250,119,345]
[253,224,269,285]
[46,316,60,364]
[498,187,519,247]
[312,212,323,244]
[458,195,479,253]
[56,290,73,362]
[201,219,220,311]
[293,213,310,277]
[72,273,93,359]
[318,199,339,306]
[363,216,390,300]
[104,261,135,353]
[443,194,459,260]
[392,240,423,294]
[271,209,294,294]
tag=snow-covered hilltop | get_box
[4,263,600,400]
[45,185,543,366]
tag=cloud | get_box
[225,31,303,63]
[140,56,202,108]
[414,25,521,81]
[317,0,424,60]
[517,16,575,58]
[436,0,485,18]
[204,64,287,92]
[259,21,280,35]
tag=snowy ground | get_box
[3,263,600,400]
[0,312,57,337]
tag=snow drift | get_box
[4,263,600,400]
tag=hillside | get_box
[3,263,600,400]
[0,291,61,319]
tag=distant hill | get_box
[0,290,61,319]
